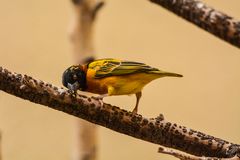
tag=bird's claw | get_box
[91,96,104,107]
[67,89,80,98]
[132,108,138,115]
[91,94,108,101]
[91,96,103,100]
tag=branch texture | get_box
[149,0,240,48]
[0,67,239,158]
[158,147,240,160]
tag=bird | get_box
[62,58,183,114]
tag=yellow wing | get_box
[87,58,182,79]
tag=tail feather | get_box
[150,70,183,77]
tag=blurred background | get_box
[0,0,239,159]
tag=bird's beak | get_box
[67,82,80,91]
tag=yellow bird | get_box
[62,58,183,113]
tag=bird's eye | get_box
[73,74,77,80]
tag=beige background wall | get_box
[0,0,239,159]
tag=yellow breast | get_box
[86,68,160,95]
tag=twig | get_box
[69,0,104,64]
[69,0,104,159]
[0,67,239,158]
[158,147,240,160]
[149,0,240,48]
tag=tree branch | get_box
[69,0,103,64]
[158,147,240,160]
[0,67,239,159]
[68,0,104,159]
[149,0,240,48]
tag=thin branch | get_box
[158,147,240,160]
[0,67,239,159]
[69,0,104,64]
[69,0,104,159]
[91,1,104,20]
[149,0,240,48]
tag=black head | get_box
[62,65,87,91]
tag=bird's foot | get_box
[68,90,78,98]
[91,96,103,101]
[91,94,107,100]
[91,94,108,107]
[132,107,138,115]
[91,96,103,104]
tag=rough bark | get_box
[149,0,240,48]
[158,146,240,160]
[0,67,239,159]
